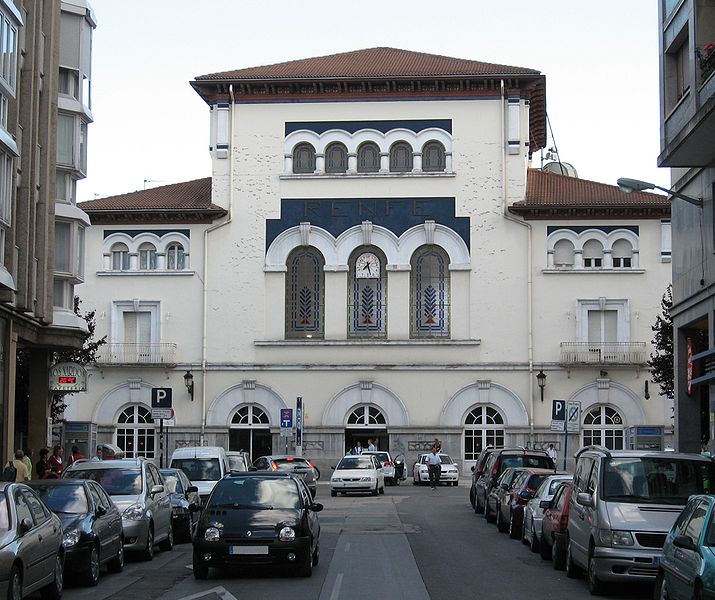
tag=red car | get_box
[539,480,573,570]
[497,468,557,539]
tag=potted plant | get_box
[697,42,715,82]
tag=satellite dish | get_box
[542,161,578,178]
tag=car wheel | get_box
[297,549,313,577]
[566,541,580,579]
[82,544,100,586]
[192,551,209,580]
[39,552,63,600]
[552,539,566,571]
[139,525,155,561]
[181,518,194,544]
[469,487,476,508]
[453,481,458,487]
[475,493,484,515]
[371,482,379,496]
[107,541,124,573]
[530,525,540,553]
[312,542,320,567]
[330,490,337,497]
[159,522,174,551]
[5,564,21,600]
[485,501,496,523]
[587,548,606,595]
[509,511,521,539]
[496,508,508,533]
[540,534,552,561]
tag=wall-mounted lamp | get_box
[184,371,194,401]
[617,177,703,207]
[644,380,650,400]
[536,370,547,402]
[600,370,609,377]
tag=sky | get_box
[77,0,667,202]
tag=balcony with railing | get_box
[95,343,177,367]
[560,342,647,366]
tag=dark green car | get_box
[192,472,322,579]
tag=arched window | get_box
[325,142,347,174]
[229,405,272,459]
[348,247,387,338]
[346,405,386,427]
[583,405,624,450]
[553,239,575,268]
[411,245,450,337]
[293,143,316,174]
[116,405,155,459]
[612,239,633,268]
[389,142,413,172]
[166,243,186,270]
[138,242,157,270]
[357,142,380,173]
[422,141,446,172]
[286,246,325,339]
[111,243,129,271]
[464,406,505,460]
[583,240,604,268]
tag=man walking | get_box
[426,446,442,490]
[546,444,558,463]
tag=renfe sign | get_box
[48,362,87,392]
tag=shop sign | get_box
[48,362,87,392]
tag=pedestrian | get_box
[36,448,52,479]
[68,445,85,465]
[12,450,29,482]
[426,446,442,489]
[91,445,102,461]
[367,438,377,452]
[353,441,363,455]
[546,444,558,462]
[22,448,33,479]
[432,438,442,453]
[48,445,64,475]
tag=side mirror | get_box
[673,535,698,552]
[576,492,594,508]
[330,466,335,470]
[150,484,164,497]
[188,502,201,513]
[19,517,32,535]
[95,505,107,517]
[186,486,198,494]
[500,483,509,490]
[539,500,551,509]
[309,503,324,513]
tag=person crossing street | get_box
[426,446,442,489]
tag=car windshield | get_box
[64,468,142,496]
[227,456,247,471]
[603,458,714,504]
[273,458,311,469]
[526,474,548,490]
[32,485,89,513]
[421,454,453,464]
[172,458,221,482]
[367,453,390,463]
[501,455,553,473]
[209,478,300,510]
[337,457,374,470]
[160,473,183,494]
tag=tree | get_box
[649,285,673,399]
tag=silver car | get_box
[63,458,173,561]
[362,451,399,485]
[522,473,572,552]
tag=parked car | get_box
[252,456,318,498]
[330,454,385,496]
[170,447,229,504]
[63,458,173,561]
[0,482,64,600]
[412,453,459,486]
[474,448,555,515]
[656,493,715,599]
[159,468,201,543]
[539,480,574,570]
[470,447,498,510]
[27,479,124,586]
[486,467,522,526]
[567,447,715,595]
[226,451,249,472]
[192,472,322,579]
[522,473,573,552]
[497,468,557,539]
[362,451,399,485]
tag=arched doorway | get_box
[115,405,156,459]
[582,405,625,450]
[228,405,272,461]
[345,405,387,453]
[464,405,505,461]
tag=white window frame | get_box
[546,228,640,271]
[115,405,156,460]
[111,300,160,345]
[53,219,84,282]
[577,298,630,343]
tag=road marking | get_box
[329,572,344,600]
[177,586,238,600]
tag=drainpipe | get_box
[499,80,535,445]
[200,84,235,444]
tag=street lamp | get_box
[617,177,703,207]
[536,370,547,403]
[184,371,194,401]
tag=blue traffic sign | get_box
[280,408,293,429]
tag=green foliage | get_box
[649,285,673,399]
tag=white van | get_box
[170,446,229,502]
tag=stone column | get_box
[315,153,325,174]
[379,152,389,173]
[347,153,357,174]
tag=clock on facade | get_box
[355,252,380,278]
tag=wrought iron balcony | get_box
[559,342,647,366]
[95,343,177,366]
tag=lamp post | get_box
[537,370,547,403]
[616,178,703,207]
[184,371,194,401]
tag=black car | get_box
[485,468,522,525]
[474,447,554,515]
[27,479,124,586]
[469,447,498,510]
[160,468,201,543]
[192,472,322,579]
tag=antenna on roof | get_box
[143,178,164,190]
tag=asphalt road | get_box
[54,479,653,600]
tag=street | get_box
[55,479,652,600]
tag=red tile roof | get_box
[195,47,540,81]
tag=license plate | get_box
[230,546,269,555]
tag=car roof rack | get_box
[575,445,612,459]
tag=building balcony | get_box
[559,342,647,366]
[95,343,177,367]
